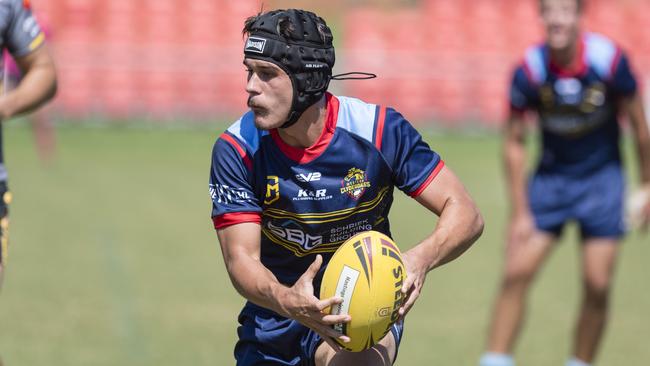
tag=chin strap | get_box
[331,72,377,80]
[279,72,378,129]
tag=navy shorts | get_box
[528,163,625,239]
[234,302,404,366]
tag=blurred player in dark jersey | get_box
[209,9,483,366]
[480,1,650,366]
[0,0,57,288]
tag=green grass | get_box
[0,123,648,365]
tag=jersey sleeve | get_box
[209,133,262,229]
[5,0,44,57]
[379,108,444,198]
[509,65,536,112]
[610,52,637,97]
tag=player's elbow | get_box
[444,193,484,247]
[464,201,484,246]
[48,77,58,100]
[224,260,249,298]
[223,254,260,299]
[29,55,58,103]
[471,209,485,243]
[44,69,58,102]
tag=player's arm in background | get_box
[376,108,483,317]
[503,66,536,247]
[210,135,350,349]
[616,52,650,229]
[1,46,56,120]
[503,111,534,247]
[0,1,56,121]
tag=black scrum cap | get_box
[244,9,335,128]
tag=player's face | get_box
[540,0,581,50]
[244,58,293,130]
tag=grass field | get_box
[0,122,648,365]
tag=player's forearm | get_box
[225,254,292,317]
[627,95,650,184]
[415,196,484,271]
[0,59,57,120]
[635,136,650,185]
[503,138,529,214]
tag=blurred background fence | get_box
[33,0,650,125]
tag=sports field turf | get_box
[0,122,648,365]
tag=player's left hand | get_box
[640,186,650,232]
[284,255,351,351]
[398,248,429,319]
[630,184,650,232]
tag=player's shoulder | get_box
[334,94,379,144]
[0,0,13,17]
[583,32,623,79]
[334,94,411,148]
[1,0,28,14]
[515,42,547,85]
[583,32,618,53]
[216,111,268,154]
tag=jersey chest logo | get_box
[340,167,371,201]
[296,172,322,182]
[264,175,280,205]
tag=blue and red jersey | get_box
[209,93,443,287]
[510,32,638,176]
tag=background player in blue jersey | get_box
[0,0,57,290]
[480,1,650,366]
[210,9,484,366]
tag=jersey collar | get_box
[270,92,339,164]
[548,33,587,78]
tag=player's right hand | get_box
[636,185,650,232]
[506,211,536,256]
[280,254,351,350]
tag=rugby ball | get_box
[320,231,406,352]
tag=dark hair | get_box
[242,10,333,44]
[539,0,583,13]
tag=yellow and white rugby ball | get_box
[320,231,405,352]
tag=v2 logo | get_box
[295,172,322,182]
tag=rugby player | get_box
[0,0,57,289]
[480,1,650,366]
[209,9,484,366]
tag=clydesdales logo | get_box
[340,167,371,201]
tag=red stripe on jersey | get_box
[213,212,262,229]
[610,47,622,80]
[409,160,445,198]
[221,133,253,170]
[374,106,387,150]
[270,93,339,164]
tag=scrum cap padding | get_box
[244,9,336,127]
